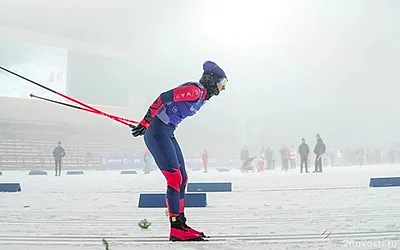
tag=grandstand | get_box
[0,95,144,171]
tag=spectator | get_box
[240,146,249,165]
[289,146,296,169]
[298,138,310,173]
[202,150,208,173]
[313,134,326,173]
[53,141,66,176]
[143,150,153,174]
[280,145,290,171]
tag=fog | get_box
[0,0,399,158]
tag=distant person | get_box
[289,146,296,169]
[201,150,208,173]
[53,141,66,176]
[257,152,266,172]
[356,148,364,166]
[298,138,310,173]
[143,150,153,174]
[280,145,290,171]
[271,148,276,169]
[313,134,326,173]
[266,147,273,169]
[240,146,249,165]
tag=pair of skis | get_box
[2,230,399,244]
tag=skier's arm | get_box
[139,85,201,128]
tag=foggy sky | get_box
[0,0,399,152]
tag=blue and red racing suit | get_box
[140,82,207,216]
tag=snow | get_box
[0,165,400,250]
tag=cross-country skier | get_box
[131,61,227,241]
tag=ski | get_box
[0,230,398,244]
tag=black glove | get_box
[131,120,149,137]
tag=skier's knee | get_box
[161,169,182,192]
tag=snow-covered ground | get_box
[1,165,400,250]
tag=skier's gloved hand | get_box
[131,119,150,137]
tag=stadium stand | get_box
[0,119,142,170]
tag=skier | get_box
[131,61,227,241]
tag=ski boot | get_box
[179,213,208,238]
[169,216,204,241]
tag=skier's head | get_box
[199,61,227,100]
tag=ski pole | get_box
[29,93,137,124]
[0,66,138,127]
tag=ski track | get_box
[1,165,400,250]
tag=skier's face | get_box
[217,77,227,92]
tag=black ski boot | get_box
[179,213,208,238]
